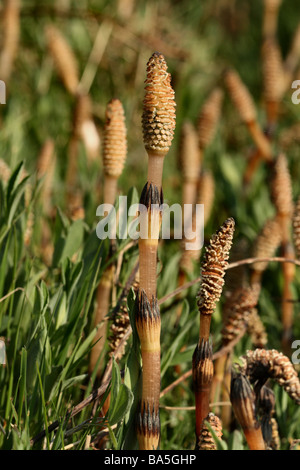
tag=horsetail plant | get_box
[270,153,295,353]
[136,52,176,450]
[45,23,80,96]
[193,218,235,442]
[89,98,127,378]
[224,69,272,163]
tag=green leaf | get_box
[108,383,134,427]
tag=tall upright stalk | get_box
[193,218,235,443]
[89,99,127,377]
[270,153,294,354]
[136,52,176,450]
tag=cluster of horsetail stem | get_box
[0,0,20,83]
[224,69,272,162]
[230,373,266,450]
[89,98,127,379]
[45,24,79,96]
[136,52,175,450]
[271,153,295,353]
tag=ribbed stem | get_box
[103,175,118,206]
[199,315,212,342]
[195,388,211,437]
[146,151,166,192]
[138,240,159,301]
[141,350,161,411]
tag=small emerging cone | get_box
[197,218,235,340]
[45,24,79,95]
[230,372,266,450]
[241,349,300,405]
[142,52,176,155]
[197,88,224,151]
[293,196,300,258]
[196,413,223,450]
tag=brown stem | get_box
[138,239,159,301]
[89,266,114,377]
[247,121,272,162]
[141,350,161,411]
[199,314,212,342]
[195,388,211,437]
[244,427,266,450]
[103,175,118,206]
[146,150,166,192]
